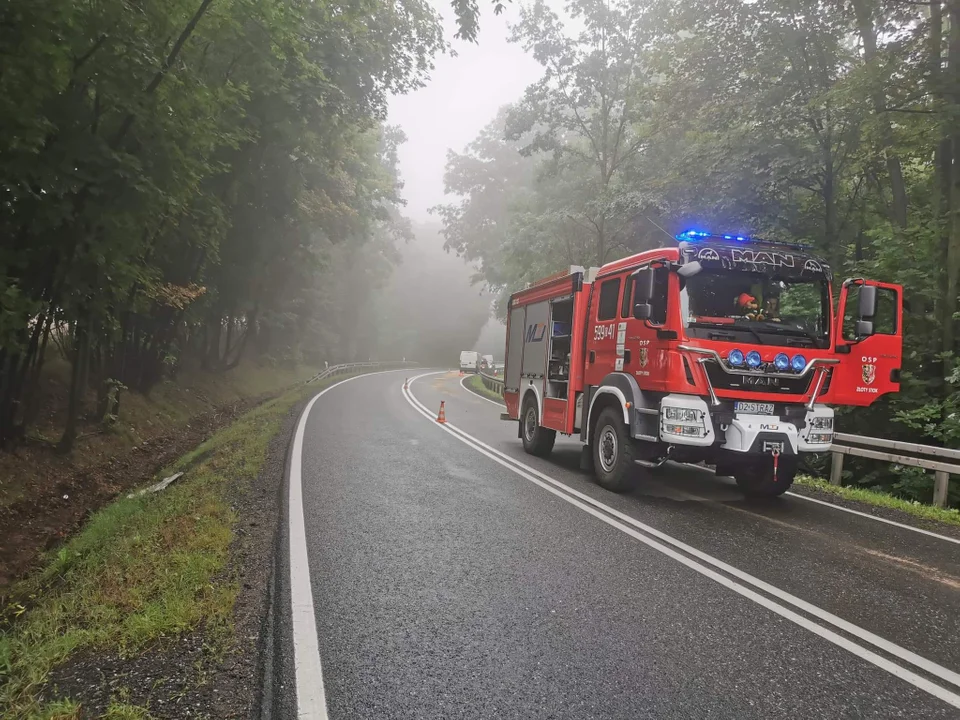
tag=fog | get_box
[374,223,494,365]
[387,1,544,222]
[376,0,574,366]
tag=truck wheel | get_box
[592,407,637,493]
[734,456,797,498]
[521,397,555,457]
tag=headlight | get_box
[791,354,807,372]
[665,406,700,422]
[774,353,789,371]
[808,432,833,444]
[664,423,708,437]
[727,348,745,367]
[746,350,762,368]
[812,416,833,430]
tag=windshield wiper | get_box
[689,321,765,345]
[753,322,822,347]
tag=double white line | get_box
[404,371,960,710]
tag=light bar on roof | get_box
[676,229,750,242]
[675,228,811,251]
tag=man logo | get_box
[525,323,546,343]
[697,248,721,261]
[638,347,649,368]
[862,363,876,385]
[804,259,823,273]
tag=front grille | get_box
[704,362,814,395]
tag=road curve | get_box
[275,369,960,719]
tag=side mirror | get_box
[633,267,655,302]
[858,284,877,319]
[677,260,702,279]
[634,303,652,320]
[856,319,874,338]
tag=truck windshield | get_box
[679,270,830,348]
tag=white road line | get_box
[289,369,408,720]
[785,490,960,546]
[403,371,960,709]
[459,374,507,407]
[453,372,960,547]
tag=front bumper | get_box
[658,394,834,453]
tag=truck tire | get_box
[521,396,556,457]
[734,456,797,498]
[592,406,637,493]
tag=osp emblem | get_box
[862,363,876,385]
[638,347,649,368]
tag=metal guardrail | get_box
[468,371,957,509]
[479,369,505,395]
[829,433,959,507]
[306,360,419,385]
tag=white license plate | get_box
[734,401,775,415]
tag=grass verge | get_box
[0,373,348,719]
[795,475,960,528]
[463,374,505,404]
[0,358,323,510]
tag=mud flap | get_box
[580,444,594,472]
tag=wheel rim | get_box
[524,407,537,442]
[598,424,618,472]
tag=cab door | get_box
[584,274,626,387]
[828,279,903,406]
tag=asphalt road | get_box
[276,369,960,719]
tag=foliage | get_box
[0,0,448,450]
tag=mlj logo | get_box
[525,323,546,343]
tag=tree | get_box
[0,0,445,449]
[506,0,659,265]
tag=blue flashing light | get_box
[676,228,754,243]
[774,353,790,371]
[791,354,807,372]
[746,350,762,368]
[727,348,745,367]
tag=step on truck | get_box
[500,230,903,497]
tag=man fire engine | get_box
[501,230,903,497]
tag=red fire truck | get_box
[501,230,903,497]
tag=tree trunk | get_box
[59,320,92,453]
[850,0,909,228]
[942,0,960,376]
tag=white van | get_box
[459,351,480,374]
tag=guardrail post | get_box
[829,451,843,486]
[933,470,950,508]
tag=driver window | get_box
[843,286,898,340]
[649,267,668,325]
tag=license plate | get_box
[734,401,775,415]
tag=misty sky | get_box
[387,1,552,222]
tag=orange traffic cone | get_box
[459,368,464,377]
[436,401,447,424]
[403,378,408,390]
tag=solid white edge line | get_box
[404,371,960,708]
[289,369,409,720]
[784,490,960,546]
[459,374,507,407]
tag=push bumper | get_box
[658,395,834,453]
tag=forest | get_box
[0,0,497,453]
[436,0,960,504]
